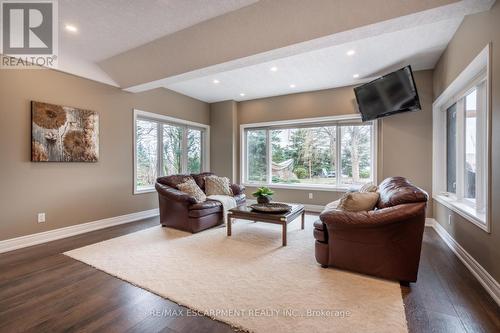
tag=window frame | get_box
[432,44,491,232]
[240,114,378,191]
[133,109,210,194]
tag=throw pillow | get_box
[205,176,233,196]
[338,192,380,212]
[359,182,378,193]
[325,199,341,210]
[177,178,206,203]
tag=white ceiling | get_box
[52,0,494,97]
[165,18,463,102]
[59,0,259,62]
[56,0,258,86]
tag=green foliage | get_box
[187,129,201,173]
[293,167,307,179]
[275,179,300,184]
[247,125,372,184]
[359,169,370,179]
[252,187,274,198]
[247,130,267,182]
[136,121,204,188]
[162,124,182,175]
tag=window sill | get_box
[242,182,351,192]
[433,194,489,232]
[134,187,156,195]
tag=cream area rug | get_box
[65,216,407,333]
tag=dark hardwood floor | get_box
[0,216,498,333]
[402,228,500,333]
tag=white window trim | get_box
[133,109,210,194]
[240,114,378,192]
[432,44,491,232]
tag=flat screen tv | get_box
[354,65,421,121]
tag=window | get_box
[162,124,183,176]
[444,82,487,211]
[134,110,209,193]
[433,44,490,231]
[242,116,376,189]
[246,129,267,183]
[188,128,203,174]
[446,103,457,193]
[136,119,158,191]
[442,81,488,220]
[464,89,477,201]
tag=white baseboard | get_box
[424,218,435,227]
[0,208,159,254]
[425,218,500,306]
[302,204,324,213]
[246,199,324,213]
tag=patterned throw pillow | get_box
[177,178,206,203]
[338,192,380,212]
[359,182,378,193]
[205,176,233,196]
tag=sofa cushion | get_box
[189,200,221,210]
[177,178,206,203]
[205,176,233,196]
[188,206,221,218]
[338,192,379,212]
[157,174,193,188]
[188,200,222,218]
[377,177,428,209]
[191,172,214,191]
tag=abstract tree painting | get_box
[31,101,99,162]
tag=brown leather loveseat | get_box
[155,172,246,233]
[314,177,428,282]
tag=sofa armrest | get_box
[230,183,245,196]
[320,202,426,230]
[313,220,328,243]
[155,183,197,205]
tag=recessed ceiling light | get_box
[289,84,296,88]
[212,79,220,84]
[270,66,278,72]
[346,50,356,56]
[353,74,360,78]
[65,24,78,33]
[240,93,245,97]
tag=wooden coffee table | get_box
[227,203,305,246]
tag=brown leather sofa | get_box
[155,172,246,233]
[314,177,428,282]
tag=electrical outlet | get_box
[308,193,313,199]
[448,215,452,225]
[38,213,46,223]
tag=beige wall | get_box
[210,101,238,182]
[379,70,434,216]
[432,1,500,283]
[0,69,209,241]
[236,71,434,216]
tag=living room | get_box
[0,0,499,332]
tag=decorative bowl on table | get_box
[250,203,292,213]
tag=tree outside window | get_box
[245,122,374,187]
[135,114,206,193]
